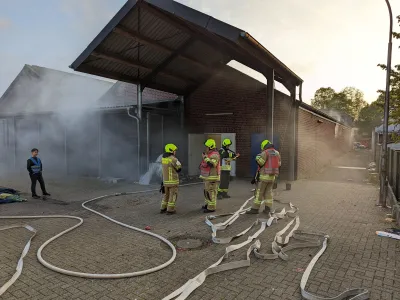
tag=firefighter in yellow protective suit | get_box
[160,143,182,215]
[247,139,281,214]
[217,138,240,199]
[199,139,220,213]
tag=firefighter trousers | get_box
[252,181,274,210]
[161,185,179,212]
[218,170,230,194]
[204,181,218,211]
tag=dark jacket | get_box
[27,157,43,175]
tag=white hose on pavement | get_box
[0,182,203,296]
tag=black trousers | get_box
[218,170,231,193]
[30,173,47,196]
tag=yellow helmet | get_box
[165,143,178,153]
[222,138,232,147]
[261,139,271,150]
[204,139,216,149]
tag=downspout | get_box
[98,114,102,178]
[146,112,150,170]
[127,83,143,180]
[161,115,164,150]
[127,108,141,180]
[64,124,68,175]
[13,117,16,170]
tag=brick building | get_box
[185,66,353,179]
[67,0,353,181]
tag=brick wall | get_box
[186,66,293,178]
[186,66,352,179]
[297,107,352,179]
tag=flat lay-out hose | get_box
[0,182,202,296]
[163,196,370,300]
[1,183,370,300]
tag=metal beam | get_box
[288,86,296,182]
[146,111,150,170]
[91,51,193,85]
[140,3,297,88]
[265,68,274,142]
[239,33,302,86]
[76,65,186,95]
[141,37,196,90]
[113,25,211,71]
[140,1,300,96]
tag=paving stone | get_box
[1,151,399,299]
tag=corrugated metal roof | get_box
[70,0,303,96]
[0,65,178,116]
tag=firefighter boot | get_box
[160,208,167,214]
[222,192,231,199]
[246,208,259,214]
[263,206,271,215]
[217,192,223,200]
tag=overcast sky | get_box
[0,0,399,104]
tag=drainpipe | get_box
[179,96,184,129]
[161,115,164,150]
[98,113,102,178]
[64,124,68,174]
[127,83,143,180]
[146,112,150,170]
[137,84,143,121]
[127,108,141,180]
[13,117,16,170]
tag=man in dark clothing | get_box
[27,148,50,199]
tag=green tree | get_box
[310,87,336,109]
[311,86,367,119]
[341,87,368,118]
[356,101,382,137]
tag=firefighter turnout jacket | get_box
[219,147,237,171]
[256,148,281,182]
[200,150,221,181]
[162,152,181,186]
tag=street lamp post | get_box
[379,0,393,207]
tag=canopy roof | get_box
[70,0,303,96]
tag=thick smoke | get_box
[0,66,183,182]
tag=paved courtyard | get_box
[1,151,400,300]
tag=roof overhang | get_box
[70,0,303,96]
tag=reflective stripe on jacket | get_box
[30,157,42,174]
[219,148,235,171]
[200,150,220,181]
[162,154,181,186]
[256,148,281,181]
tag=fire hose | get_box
[163,197,370,300]
[1,184,370,299]
[0,182,202,297]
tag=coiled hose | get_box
[0,182,202,296]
